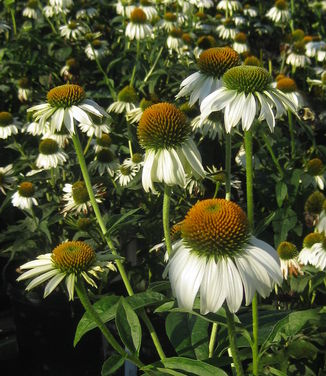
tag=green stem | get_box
[225,306,245,376]
[10,8,16,36]
[130,40,140,87]
[225,0,229,18]
[71,131,166,360]
[163,185,173,257]
[252,294,259,376]
[75,280,143,367]
[213,182,220,199]
[268,59,272,75]
[244,130,254,228]
[225,132,232,201]
[280,52,286,74]
[290,0,294,31]
[262,134,284,178]
[144,47,164,83]
[83,135,93,156]
[208,323,218,358]
[288,110,295,158]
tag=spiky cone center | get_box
[275,0,287,10]
[0,112,13,127]
[18,182,35,197]
[182,33,192,45]
[72,181,89,204]
[223,65,272,94]
[132,153,143,163]
[39,138,59,155]
[304,191,325,214]
[164,12,177,22]
[96,149,115,163]
[68,21,78,30]
[276,77,297,93]
[120,165,132,175]
[234,32,247,44]
[77,218,93,231]
[47,84,85,108]
[138,103,190,150]
[170,28,183,38]
[307,158,324,176]
[171,222,183,241]
[118,86,138,103]
[181,199,250,259]
[91,39,102,49]
[277,241,298,260]
[223,18,235,27]
[303,232,324,248]
[293,41,306,55]
[18,77,30,89]
[130,8,147,24]
[292,29,305,42]
[52,241,95,274]
[195,11,206,19]
[27,0,38,8]
[244,56,261,66]
[197,35,216,49]
[276,74,286,81]
[197,47,240,78]
[96,134,112,147]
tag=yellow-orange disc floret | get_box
[47,84,85,108]
[181,199,250,258]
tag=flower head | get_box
[17,241,116,300]
[164,198,282,314]
[0,111,19,139]
[277,241,303,279]
[126,8,152,40]
[299,232,324,266]
[138,103,205,192]
[306,158,325,190]
[108,86,138,114]
[36,138,68,169]
[12,181,38,210]
[0,164,17,195]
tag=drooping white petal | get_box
[225,92,246,131]
[43,272,66,297]
[51,108,64,132]
[17,264,55,281]
[71,106,92,124]
[25,269,60,290]
[19,255,52,269]
[224,258,243,313]
[142,150,156,192]
[242,93,256,131]
[65,273,76,301]
[256,92,275,132]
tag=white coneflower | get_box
[311,238,326,270]
[126,98,155,124]
[306,158,325,190]
[76,7,98,19]
[176,46,240,106]
[275,76,304,110]
[59,20,86,40]
[243,4,258,17]
[28,84,108,134]
[167,28,184,53]
[89,149,119,176]
[42,129,70,148]
[122,152,144,172]
[0,111,19,139]
[217,0,242,15]
[12,181,38,210]
[200,65,297,133]
[191,113,223,140]
[266,0,291,23]
[61,181,105,216]
[316,200,326,234]
[17,240,116,300]
[164,199,282,314]
[286,41,310,68]
[190,0,214,8]
[277,242,303,280]
[193,35,216,59]
[216,18,238,40]
[232,32,249,54]
[0,164,17,195]
[35,138,67,169]
[305,40,326,62]
[158,12,178,32]
[139,0,157,21]
[108,86,138,114]
[125,8,152,40]
[85,39,109,60]
[78,114,111,138]
[115,0,135,17]
[50,0,73,8]
[60,58,80,81]
[298,232,323,266]
[137,103,205,193]
[23,0,41,19]
[115,163,139,186]
[18,77,32,102]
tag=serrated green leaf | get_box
[115,297,142,354]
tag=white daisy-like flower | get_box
[26,120,50,136]
[50,0,73,8]
[200,65,297,133]
[305,41,326,60]
[0,164,17,195]
[28,84,108,135]
[42,130,70,148]
[243,5,258,17]
[157,12,178,32]
[176,47,240,106]
[11,181,38,210]
[137,103,205,193]
[17,77,32,102]
[216,19,238,40]
[266,0,291,23]
[61,181,105,216]
[298,232,323,266]
[125,8,152,40]
[316,206,326,234]
[78,115,111,138]
[16,241,116,301]
[138,0,157,21]
[126,98,154,124]
[217,0,242,15]
[167,28,184,53]
[191,113,223,140]
[23,0,42,19]
[115,163,139,186]
[115,0,135,16]
[122,153,144,173]
[286,42,310,68]
[190,0,214,8]
[306,158,325,190]
[59,20,86,40]
[76,7,98,19]
[35,138,67,170]
[311,240,326,270]
[164,199,282,314]
[89,149,119,177]
[85,39,109,60]
[108,86,138,114]
[0,111,19,139]
[275,76,304,110]
[193,35,216,59]
[277,242,303,280]
[233,32,249,54]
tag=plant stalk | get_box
[225,132,232,201]
[163,185,173,257]
[208,323,218,358]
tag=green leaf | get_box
[287,339,319,360]
[104,208,141,236]
[74,291,166,346]
[101,354,126,375]
[275,181,287,207]
[115,297,142,354]
[266,367,288,376]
